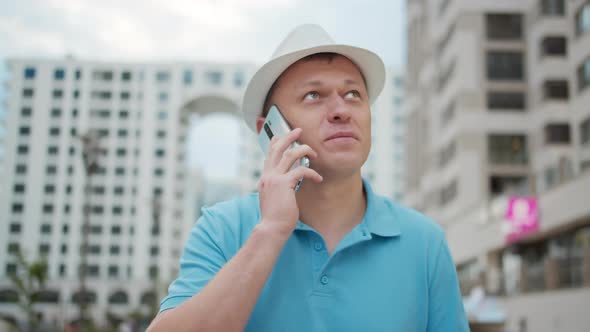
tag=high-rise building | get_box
[0,58,256,324]
[405,0,590,330]
[362,68,406,200]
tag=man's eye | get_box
[344,90,361,99]
[303,91,320,101]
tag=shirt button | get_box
[314,242,323,251]
[320,275,329,285]
[361,230,367,236]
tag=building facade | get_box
[0,58,255,324]
[405,0,590,331]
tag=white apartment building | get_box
[0,58,256,324]
[362,69,406,201]
[405,0,590,331]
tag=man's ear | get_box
[255,117,265,134]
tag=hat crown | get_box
[272,24,335,59]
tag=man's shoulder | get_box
[200,192,260,226]
[375,194,445,240]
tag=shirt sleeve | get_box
[159,207,229,313]
[426,235,471,332]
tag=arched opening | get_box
[108,290,128,304]
[179,94,247,206]
[71,290,97,304]
[33,289,60,303]
[140,291,156,306]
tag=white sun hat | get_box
[241,24,386,132]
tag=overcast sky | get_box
[0,0,406,179]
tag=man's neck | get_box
[295,172,366,237]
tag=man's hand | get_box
[257,127,323,236]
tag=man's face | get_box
[257,55,371,177]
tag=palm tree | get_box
[5,250,49,332]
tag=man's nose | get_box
[326,93,352,123]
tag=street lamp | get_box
[78,130,101,325]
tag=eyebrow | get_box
[297,79,361,89]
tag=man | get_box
[148,24,469,332]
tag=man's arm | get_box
[147,222,290,332]
[426,236,470,332]
[148,128,322,332]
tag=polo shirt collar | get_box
[294,178,402,238]
[362,178,402,237]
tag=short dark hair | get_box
[261,52,341,117]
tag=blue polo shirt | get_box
[160,180,469,331]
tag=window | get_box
[234,71,244,87]
[14,184,25,193]
[52,89,63,99]
[51,108,62,118]
[439,179,457,206]
[19,126,31,136]
[112,206,123,215]
[7,243,20,254]
[73,90,80,99]
[119,110,129,119]
[487,51,524,81]
[108,266,119,278]
[42,204,54,214]
[543,80,569,100]
[148,265,159,280]
[541,0,565,16]
[157,130,166,139]
[581,117,590,145]
[24,67,36,79]
[115,167,125,176]
[117,129,128,138]
[120,91,130,100]
[578,56,590,92]
[206,71,223,85]
[156,71,170,82]
[111,225,122,235]
[158,111,167,120]
[487,91,526,110]
[40,224,52,234]
[441,101,455,127]
[59,265,66,276]
[47,146,59,155]
[439,141,456,167]
[54,68,65,80]
[490,175,529,196]
[44,184,55,193]
[39,244,50,255]
[75,69,82,80]
[89,225,102,234]
[110,245,120,255]
[22,88,34,98]
[15,164,27,174]
[488,134,528,164]
[61,244,67,254]
[49,127,60,137]
[121,71,132,81]
[88,245,101,255]
[9,223,21,234]
[158,92,168,102]
[540,36,567,57]
[91,90,112,100]
[150,246,159,256]
[155,149,165,157]
[183,70,193,85]
[575,1,590,36]
[486,14,522,40]
[21,107,32,117]
[93,70,113,81]
[544,123,571,144]
[17,145,29,155]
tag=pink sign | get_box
[503,197,539,244]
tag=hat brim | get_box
[242,44,386,132]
